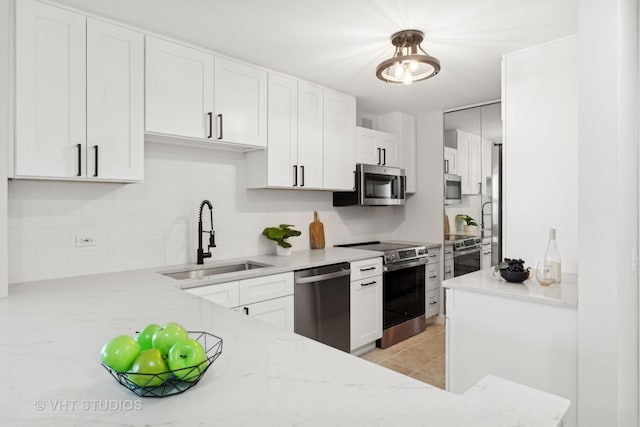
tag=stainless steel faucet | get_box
[197,200,216,264]
[481,201,492,229]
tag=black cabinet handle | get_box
[300,165,305,187]
[76,144,82,177]
[429,275,437,279]
[93,145,98,177]
[244,307,249,315]
[207,112,213,138]
[217,114,223,140]
[430,300,438,305]
[382,148,386,165]
[445,159,449,173]
[377,147,381,165]
[293,165,298,187]
[361,280,377,287]
[360,267,376,272]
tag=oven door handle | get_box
[384,258,428,272]
[454,247,481,257]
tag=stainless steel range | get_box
[336,241,429,348]
[445,234,482,277]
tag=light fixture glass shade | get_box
[376,29,440,84]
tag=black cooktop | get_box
[335,241,418,252]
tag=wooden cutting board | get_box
[309,211,325,249]
[444,214,450,234]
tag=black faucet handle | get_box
[209,230,216,248]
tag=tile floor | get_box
[359,322,446,389]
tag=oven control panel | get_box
[385,246,428,264]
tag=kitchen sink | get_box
[161,261,271,280]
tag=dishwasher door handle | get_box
[295,269,351,284]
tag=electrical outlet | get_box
[75,235,96,248]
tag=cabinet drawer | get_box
[444,259,454,279]
[444,245,454,258]
[239,272,294,305]
[426,289,440,317]
[426,263,440,291]
[426,251,440,264]
[186,281,240,308]
[350,257,383,281]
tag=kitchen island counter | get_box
[1,264,569,426]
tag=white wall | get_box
[393,110,444,245]
[578,0,639,425]
[502,36,579,273]
[0,0,10,297]
[7,142,406,284]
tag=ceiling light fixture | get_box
[376,29,441,85]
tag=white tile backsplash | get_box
[8,142,403,283]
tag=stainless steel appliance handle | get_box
[454,247,481,257]
[295,269,351,284]
[384,258,427,272]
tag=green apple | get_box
[100,335,141,373]
[152,322,188,356]
[127,349,170,387]
[167,338,208,382]
[136,323,161,351]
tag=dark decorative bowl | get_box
[500,269,530,283]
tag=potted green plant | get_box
[455,214,478,234]
[262,224,302,256]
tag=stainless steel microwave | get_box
[333,164,406,206]
[444,174,462,205]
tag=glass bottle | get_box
[544,228,562,283]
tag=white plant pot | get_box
[276,246,292,256]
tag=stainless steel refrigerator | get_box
[491,143,503,265]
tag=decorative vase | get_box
[276,246,292,256]
[464,225,479,235]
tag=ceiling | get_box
[55,0,578,115]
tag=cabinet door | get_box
[481,137,493,196]
[481,240,492,269]
[239,295,294,332]
[377,133,399,167]
[239,272,294,306]
[267,74,298,187]
[456,131,472,194]
[444,147,458,175]
[400,114,416,193]
[297,82,324,189]
[355,127,379,165]
[16,0,86,178]
[214,57,267,147]
[444,259,455,280]
[145,36,214,139]
[87,19,143,181]
[350,275,383,351]
[469,133,482,194]
[186,281,240,308]
[323,89,356,190]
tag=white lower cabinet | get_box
[481,238,492,269]
[235,295,294,333]
[186,272,294,332]
[350,257,383,351]
[185,281,240,308]
[444,245,454,280]
[425,250,442,317]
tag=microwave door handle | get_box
[445,159,449,173]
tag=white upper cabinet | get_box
[265,73,298,187]
[323,89,356,191]
[450,129,481,195]
[356,127,399,167]
[214,57,267,148]
[145,36,214,140]
[444,147,458,175]
[16,0,86,178]
[87,19,144,181]
[296,82,324,189]
[15,1,143,182]
[379,112,416,192]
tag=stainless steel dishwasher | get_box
[294,262,351,352]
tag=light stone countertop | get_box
[443,268,578,309]
[0,249,570,426]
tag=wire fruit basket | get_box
[102,331,223,397]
